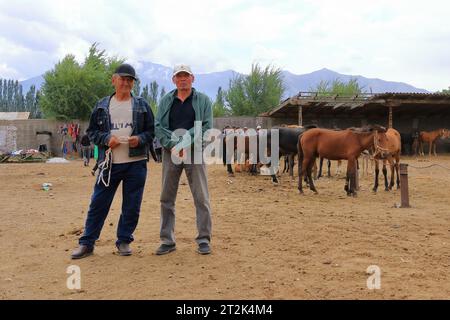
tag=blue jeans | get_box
[79,160,147,247]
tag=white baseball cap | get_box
[173,64,193,76]
[256,125,262,129]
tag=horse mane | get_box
[347,127,369,134]
[303,124,319,129]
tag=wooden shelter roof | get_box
[263,92,450,118]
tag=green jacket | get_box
[155,88,213,152]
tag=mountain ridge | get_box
[19,62,429,99]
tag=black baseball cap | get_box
[114,63,138,80]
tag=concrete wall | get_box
[214,117,268,129]
[0,120,89,156]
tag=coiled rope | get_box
[96,148,113,187]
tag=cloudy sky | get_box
[0,0,449,91]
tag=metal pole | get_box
[400,163,410,208]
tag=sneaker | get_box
[197,243,211,255]
[71,245,94,259]
[116,242,132,256]
[155,244,176,255]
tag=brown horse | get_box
[297,125,388,196]
[373,128,401,192]
[418,128,448,156]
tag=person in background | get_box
[153,137,163,163]
[80,133,91,166]
[91,145,99,176]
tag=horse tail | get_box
[297,134,304,161]
[297,133,305,169]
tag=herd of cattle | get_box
[219,125,450,197]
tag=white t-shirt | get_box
[109,97,146,164]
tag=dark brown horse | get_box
[297,125,388,196]
[418,128,448,156]
[373,128,401,192]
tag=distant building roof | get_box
[0,112,30,120]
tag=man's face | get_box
[112,75,134,94]
[172,72,194,91]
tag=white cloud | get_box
[0,0,449,91]
[0,63,21,79]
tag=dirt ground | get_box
[1,155,449,300]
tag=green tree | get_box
[0,79,4,111]
[7,80,14,111]
[438,86,450,94]
[33,90,42,119]
[0,78,30,113]
[14,80,24,111]
[141,84,150,102]
[39,44,124,120]
[1,79,7,111]
[133,78,141,96]
[149,81,159,114]
[140,84,154,114]
[226,63,285,116]
[160,86,166,101]
[149,81,159,104]
[212,86,228,117]
[39,55,87,120]
[24,85,36,113]
[311,78,364,96]
[23,85,42,118]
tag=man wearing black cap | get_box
[71,63,155,259]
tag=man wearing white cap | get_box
[155,64,213,255]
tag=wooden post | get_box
[298,105,303,126]
[388,106,393,128]
[400,163,410,208]
[355,161,360,191]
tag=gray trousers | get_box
[81,146,91,164]
[160,148,212,245]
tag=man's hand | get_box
[108,136,120,149]
[128,136,140,148]
[171,147,186,161]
